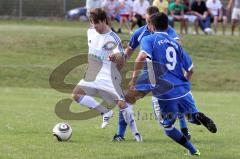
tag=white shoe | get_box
[134,133,143,142]
[204,28,213,35]
[101,110,113,129]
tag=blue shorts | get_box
[156,93,199,127]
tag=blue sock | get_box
[117,111,127,137]
[165,127,197,154]
[178,113,187,129]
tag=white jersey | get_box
[78,28,125,101]
[86,28,124,82]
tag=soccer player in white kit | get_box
[72,8,139,133]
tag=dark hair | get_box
[150,13,168,31]
[89,8,109,25]
[146,6,159,15]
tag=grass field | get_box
[0,19,240,159]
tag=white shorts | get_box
[232,8,240,20]
[77,79,125,104]
[184,15,197,23]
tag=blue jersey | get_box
[129,25,179,51]
[140,32,193,100]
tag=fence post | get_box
[19,0,22,18]
[63,0,66,15]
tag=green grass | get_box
[0,87,239,159]
[0,20,240,159]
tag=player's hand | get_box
[108,53,123,63]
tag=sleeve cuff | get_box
[188,64,193,71]
[140,50,152,59]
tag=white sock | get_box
[78,96,109,114]
[121,103,139,135]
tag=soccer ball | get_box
[53,123,72,141]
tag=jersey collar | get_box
[155,31,168,35]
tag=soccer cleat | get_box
[112,134,125,142]
[193,150,201,156]
[134,133,143,142]
[185,149,200,156]
[196,112,217,133]
[181,128,191,140]
[101,110,113,129]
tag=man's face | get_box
[148,23,155,32]
[146,14,156,32]
[146,14,151,28]
[91,20,106,33]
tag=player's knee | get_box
[161,122,174,130]
[72,93,82,102]
[160,120,175,130]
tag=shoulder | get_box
[141,34,155,43]
[132,26,147,38]
[108,31,122,43]
[167,26,175,32]
[87,28,97,36]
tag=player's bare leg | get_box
[72,85,113,128]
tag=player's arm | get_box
[124,29,140,60]
[129,36,152,89]
[185,68,193,81]
[182,49,194,81]
[124,47,134,60]
[108,36,126,70]
[129,52,147,89]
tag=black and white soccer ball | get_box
[53,123,72,141]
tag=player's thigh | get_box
[75,80,98,96]
[178,93,199,115]
[158,99,178,128]
[97,80,125,108]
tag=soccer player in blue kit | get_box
[112,6,191,142]
[129,12,217,155]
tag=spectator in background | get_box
[117,0,133,34]
[191,0,212,34]
[152,0,169,14]
[102,0,120,32]
[206,0,223,34]
[131,0,150,30]
[227,0,240,35]
[183,0,197,31]
[65,7,87,21]
[86,0,102,17]
[169,0,188,34]
[218,6,228,35]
